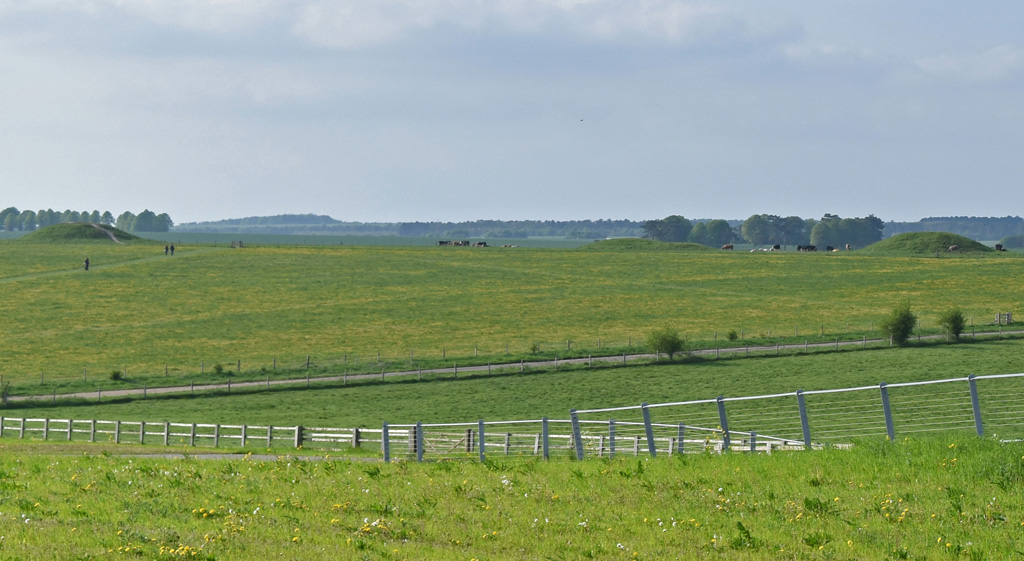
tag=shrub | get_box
[646,326,685,360]
[727,329,739,341]
[212,363,224,375]
[879,301,916,345]
[109,370,123,381]
[938,307,966,341]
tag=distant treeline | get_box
[175,215,646,239]
[1,207,173,232]
[884,216,1024,241]
[172,213,1024,243]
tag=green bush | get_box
[109,370,123,381]
[212,363,224,375]
[938,307,967,341]
[727,329,739,341]
[879,302,916,345]
[646,326,684,360]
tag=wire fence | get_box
[3,373,1022,461]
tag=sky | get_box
[2,1,1023,224]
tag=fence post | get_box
[214,424,220,447]
[353,428,361,447]
[416,422,424,462]
[240,424,247,447]
[66,419,73,441]
[163,421,170,446]
[749,431,756,453]
[570,409,584,460]
[139,422,145,444]
[382,422,391,463]
[608,419,616,459]
[0,416,5,438]
[478,420,486,463]
[717,396,731,451]
[190,423,196,447]
[797,389,812,449]
[542,417,550,460]
[267,425,274,448]
[641,403,657,458]
[294,426,303,448]
[90,420,96,442]
[114,420,120,443]
[677,423,685,455]
[879,382,895,441]
[466,428,474,453]
[968,374,984,436]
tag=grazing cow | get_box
[721,244,734,250]
[797,245,817,252]
[437,240,451,246]
[771,244,781,251]
[826,246,835,252]
[473,241,488,247]
[995,243,1006,252]
[845,243,852,251]
[947,245,959,252]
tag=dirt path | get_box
[89,223,122,244]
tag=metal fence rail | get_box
[3,372,1022,461]
[568,373,1024,460]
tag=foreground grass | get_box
[0,437,1020,560]
[2,242,1023,387]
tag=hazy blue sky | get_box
[2,1,1022,224]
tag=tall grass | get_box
[0,436,1020,560]
[2,242,1021,386]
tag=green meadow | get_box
[2,239,1022,390]
[0,437,1021,560]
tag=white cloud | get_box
[916,45,1024,83]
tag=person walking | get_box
[84,257,90,271]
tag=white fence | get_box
[3,373,1022,461]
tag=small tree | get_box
[938,307,966,341]
[646,326,685,360]
[879,301,916,345]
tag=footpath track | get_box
[10,330,1024,404]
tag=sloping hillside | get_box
[18,223,142,243]
[861,232,994,255]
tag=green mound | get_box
[998,234,1024,249]
[19,223,143,243]
[860,232,994,255]
[580,238,714,252]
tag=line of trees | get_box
[643,213,885,248]
[0,207,173,232]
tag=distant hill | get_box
[860,232,994,255]
[174,216,647,239]
[19,223,143,243]
[884,216,1024,240]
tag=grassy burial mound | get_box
[18,222,143,244]
[860,232,995,255]
[580,238,714,252]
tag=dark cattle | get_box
[947,245,959,252]
[797,245,817,252]
[771,244,781,250]
[995,243,1006,252]
[473,241,488,247]
[826,246,835,252]
[721,244,734,250]
[437,240,451,246]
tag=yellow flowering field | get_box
[0,436,1020,560]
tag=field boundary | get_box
[6,329,1024,405]
[3,372,1021,462]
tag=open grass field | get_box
[0,436,1021,560]
[2,237,1023,388]
[13,338,1024,430]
